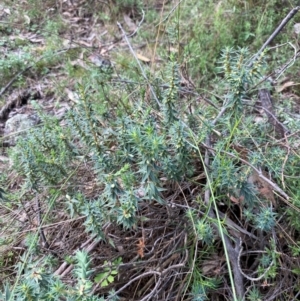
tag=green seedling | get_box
[94,257,122,288]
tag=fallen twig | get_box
[237,238,274,282]
[258,89,290,138]
[54,234,99,276]
[250,6,300,64]
[106,263,186,301]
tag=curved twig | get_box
[238,239,274,282]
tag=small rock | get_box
[294,23,300,35]
[89,54,112,71]
[4,114,39,145]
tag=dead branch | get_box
[258,89,290,138]
[250,6,300,64]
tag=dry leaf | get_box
[136,53,150,63]
[123,14,137,32]
[228,194,243,204]
[201,255,223,276]
[248,171,275,204]
[261,279,272,288]
[78,40,93,47]
[0,155,10,162]
[65,88,79,103]
[231,144,248,160]
[258,186,275,203]
[276,81,295,93]
[24,15,30,25]
[169,47,179,53]
[137,238,145,258]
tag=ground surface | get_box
[1,1,300,301]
